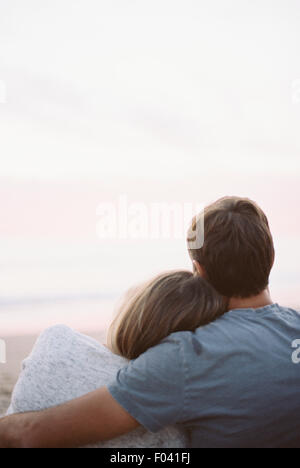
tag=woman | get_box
[7,270,226,448]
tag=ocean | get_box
[0,237,299,337]
[0,237,191,336]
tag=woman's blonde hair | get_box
[108,270,226,360]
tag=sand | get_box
[0,330,106,416]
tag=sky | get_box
[0,1,299,334]
[0,0,300,180]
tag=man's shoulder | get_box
[163,312,234,344]
[161,304,300,353]
[274,304,300,317]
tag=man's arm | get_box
[0,387,139,448]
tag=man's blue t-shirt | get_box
[108,304,300,448]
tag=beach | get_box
[0,330,106,416]
[0,334,35,415]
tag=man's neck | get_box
[228,289,273,311]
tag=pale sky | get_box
[0,0,299,318]
[0,0,300,179]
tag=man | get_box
[1,196,300,448]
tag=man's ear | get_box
[193,261,206,278]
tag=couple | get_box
[1,196,300,448]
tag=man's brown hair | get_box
[188,197,275,298]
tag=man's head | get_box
[187,197,275,299]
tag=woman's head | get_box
[108,270,226,360]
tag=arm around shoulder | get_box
[0,387,139,448]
